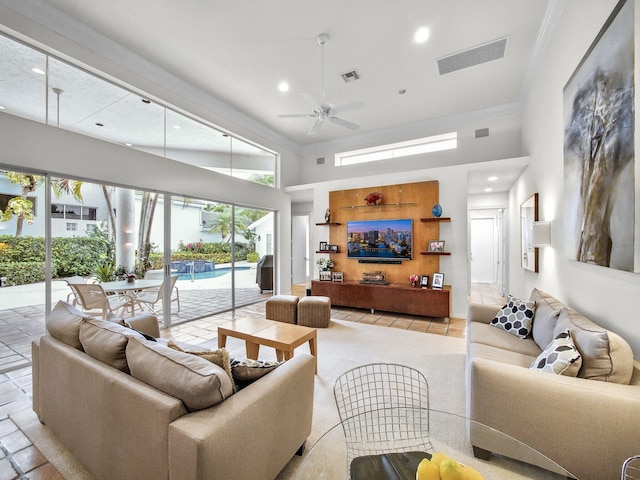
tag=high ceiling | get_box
[2,0,554,149]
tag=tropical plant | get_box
[94,260,116,283]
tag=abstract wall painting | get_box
[564,0,637,272]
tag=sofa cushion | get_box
[529,288,562,350]
[47,301,89,350]
[467,342,536,369]
[79,318,144,373]
[126,337,234,411]
[167,340,234,390]
[530,330,582,376]
[468,322,543,357]
[553,308,633,384]
[490,295,536,339]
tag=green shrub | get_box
[0,261,54,286]
[0,235,112,283]
[246,251,260,263]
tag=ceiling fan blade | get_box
[329,116,360,130]
[277,113,315,118]
[330,100,365,115]
[307,118,324,135]
[300,92,322,111]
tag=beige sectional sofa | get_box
[32,301,315,480]
[466,288,640,480]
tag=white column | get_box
[115,188,136,271]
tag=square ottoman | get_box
[266,295,299,324]
[298,296,331,328]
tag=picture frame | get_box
[432,272,444,289]
[332,271,343,283]
[428,240,445,253]
[420,275,429,288]
[319,271,332,281]
[330,244,339,252]
[319,241,328,251]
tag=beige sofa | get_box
[32,301,315,480]
[466,288,640,480]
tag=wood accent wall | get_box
[324,180,444,285]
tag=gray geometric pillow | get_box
[490,295,536,338]
[530,330,582,376]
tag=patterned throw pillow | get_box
[167,341,235,391]
[490,295,536,338]
[530,330,582,376]
[231,358,281,390]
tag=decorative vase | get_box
[126,277,135,284]
[432,203,442,218]
[325,208,331,223]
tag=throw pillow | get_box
[529,289,562,350]
[530,329,582,376]
[231,358,281,389]
[167,341,234,391]
[490,295,536,339]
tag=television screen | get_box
[347,218,413,260]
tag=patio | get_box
[0,264,272,374]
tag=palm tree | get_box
[0,172,83,236]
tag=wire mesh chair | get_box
[622,455,640,479]
[334,363,433,478]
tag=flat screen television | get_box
[347,218,413,260]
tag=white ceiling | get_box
[0,0,557,192]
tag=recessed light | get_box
[484,186,493,192]
[173,125,181,129]
[125,143,132,147]
[0,106,5,110]
[398,89,407,95]
[414,27,430,44]
[32,67,46,75]
[488,176,498,182]
[278,82,289,93]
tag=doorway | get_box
[291,214,310,285]
[469,208,506,296]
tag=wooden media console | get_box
[311,280,451,321]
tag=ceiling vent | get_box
[475,128,489,138]
[340,70,360,82]
[437,37,508,75]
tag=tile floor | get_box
[0,283,502,479]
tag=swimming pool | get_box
[177,266,250,281]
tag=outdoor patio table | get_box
[100,279,163,315]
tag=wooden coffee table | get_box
[218,317,318,373]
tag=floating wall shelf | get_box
[340,202,417,210]
[420,217,451,223]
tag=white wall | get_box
[514,0,640,357]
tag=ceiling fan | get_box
[278,34,365,135]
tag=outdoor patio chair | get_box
[334,363,433,479]
[72,283,134,319]
[63,276,87,307]
[136,274,180,315]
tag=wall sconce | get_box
[532,221,551,247]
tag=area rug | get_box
[11,319,563,479]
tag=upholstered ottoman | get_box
[266,295,299,324]
[297,296,331,328]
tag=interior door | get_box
[291,215,309,285]
[470,217,496,283]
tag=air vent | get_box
[340,70,360,82]
[475,128,489,138]
[317,157,325,165]
[437,37,508,75]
